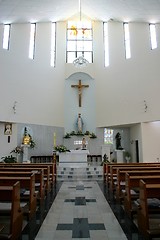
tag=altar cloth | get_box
[59,150,89,168]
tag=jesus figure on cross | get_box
[71,80,89,107]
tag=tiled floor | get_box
[35,181,127,240]
[21,179,146,240]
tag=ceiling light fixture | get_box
[73,0,89,68]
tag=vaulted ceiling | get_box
[0,0,160,24]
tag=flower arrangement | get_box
[10,146,23,154]
[63,130,97,139]
[54,145,68,152]
[64,133,71,138]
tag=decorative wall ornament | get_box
[13,101,17,114]
[144,100,148,112]
[4,123,12,135]
[73,56,89,68]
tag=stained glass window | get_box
[66,21,93,63]
[104,128,113,144]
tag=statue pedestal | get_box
[21,144,30,163]
[115,149,125,163]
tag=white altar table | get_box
[58,150,89,168]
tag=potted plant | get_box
[124,151,131,162]
[1,155,17,163]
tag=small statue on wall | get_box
[115,132,123,150]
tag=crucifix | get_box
[71,80,89,107]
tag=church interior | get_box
[0,0,160,239]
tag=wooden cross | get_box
[71,80,89,107]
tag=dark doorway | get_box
[135,140,139,163]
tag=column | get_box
[21,144,30,163]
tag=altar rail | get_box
[30,155,59,163]
[30,155,102,163]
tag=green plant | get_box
[101,154,110,166]
[70,131,76,136]
[64,133,71,138]
[76,131,84,136]
[124,151,131,158]
[1,155,17,163]
[90,132,97,138]
[10,146,23,154]
[54,145,68,152]
[84,131,90,135]
[28,134,36,148]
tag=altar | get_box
[58,149,89,168]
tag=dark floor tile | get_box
[72,218,90,238]
[89,223,106,230]
[76,185,84,190]
[86,199,96,203]
[75,197,86,205]
[56,223,73,230]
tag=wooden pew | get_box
[103,162,160,183]
[110,165,160,192]
[124,173,160,218]
[0,170,45,202]
[0,164,51,193]
[0,181,23,240]
[137,180,160,240]
[24,163,56,186]
[115,168,160,201]
[0,162,56,187]
[0,174,37,220]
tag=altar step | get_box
[57,166,103,181]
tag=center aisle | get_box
[35,181,127,240]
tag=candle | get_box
[53,133,56,147]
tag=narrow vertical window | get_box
[50,22,56,67]
[104,128,113,144]
[124,22,131,59]
[29,23,36,59]
[149,24,157,50]
[3,24,11,50]
[103,22,109,67]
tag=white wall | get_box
[0,21,160,128]
[94,21,160,127]
[141,121,160,162]
[1,21,160,158]
[0,122,18,159]
[0,22,66,127]
[130,123,143,162]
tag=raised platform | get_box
[57,165,103,181]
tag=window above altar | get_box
[66,20,93,63]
